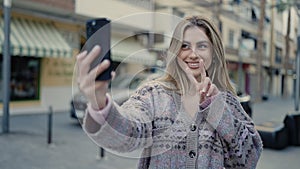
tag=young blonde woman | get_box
[76,15,263,169]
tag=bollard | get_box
[97,147,105,160]
[100,147,105,158]
[47,106,53,145]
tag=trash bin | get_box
[255,121,289,150]
[237,92,252,118]
[284,112,300,146]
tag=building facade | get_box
[0,0,85,114]
[152,0,299,99]
[1,0,298,115]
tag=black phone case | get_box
[85,18,113,81]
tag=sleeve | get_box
[86,93,112,125]
[206,91,263,169]
[82,84,155,153]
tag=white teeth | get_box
[190,63,198,66]
[187,62,199,68]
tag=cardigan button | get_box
[190,124,197,131]
[189,150,196,158]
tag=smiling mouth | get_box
[186,62,199,69]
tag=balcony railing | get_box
[225,47,239,56]
[226,46,271,66]
[19,0,74,11]
[115,0,153,10]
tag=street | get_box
[0,95,300,169]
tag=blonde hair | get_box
[159,15,236,95]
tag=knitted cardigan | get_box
[83,81,263,169]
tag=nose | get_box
[189,50,198,59]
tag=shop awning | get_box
[111,36,157,66]
[0,17,72,58]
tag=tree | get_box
[273,0,297,98]
[256,0,266,102]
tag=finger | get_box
[79,60,110,91]
[76,50,88,74]
[199,79,213,103]
[76,50,88,61]
[206,83,216,97]
[111,71,116,80]
[77,46,101,79]
[177,58,198,86]
[199,59,207,82]
[89,59,111,80]
[185,67,199,87]
[201,77,211,93]
[200,90,206,102]
[177,57,187,71]
[82,45,101,73]
[76,51,88,84]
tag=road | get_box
[0,95,300,169]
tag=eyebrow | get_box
[182,40,210,44]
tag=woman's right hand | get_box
[76,45,114,110]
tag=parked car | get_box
[70,72,162,122]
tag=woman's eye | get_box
[181,44,189,50]
[198,44,208,49]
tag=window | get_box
[219,21,223,33]
[0,55,40,101]
[229,29,235,48]
[263,42,268,58]
[173,8,185,17]
[275,47,282,64]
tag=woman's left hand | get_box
[178,58,220,116]
[185,59,220,103]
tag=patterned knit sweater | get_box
[83,81,263,169]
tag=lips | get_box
[186,62,199,69]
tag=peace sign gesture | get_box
[177,58,219,117]
[178,58,220,104]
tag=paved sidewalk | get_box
[251,96,300,169]
[0,113,140,169]
[0,96,299,169]
[252,96,296,125]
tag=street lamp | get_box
[294,4,300,111]
[2,0,11,133]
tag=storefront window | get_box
[0,55,40,101]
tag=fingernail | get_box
[93,45,101,51]
[77,51,87,59]
[206,93,210,97]
[102,59,110,65]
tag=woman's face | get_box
[178,26,213,81]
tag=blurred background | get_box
[1,0,300,169]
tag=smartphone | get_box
[85,18,113,81]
